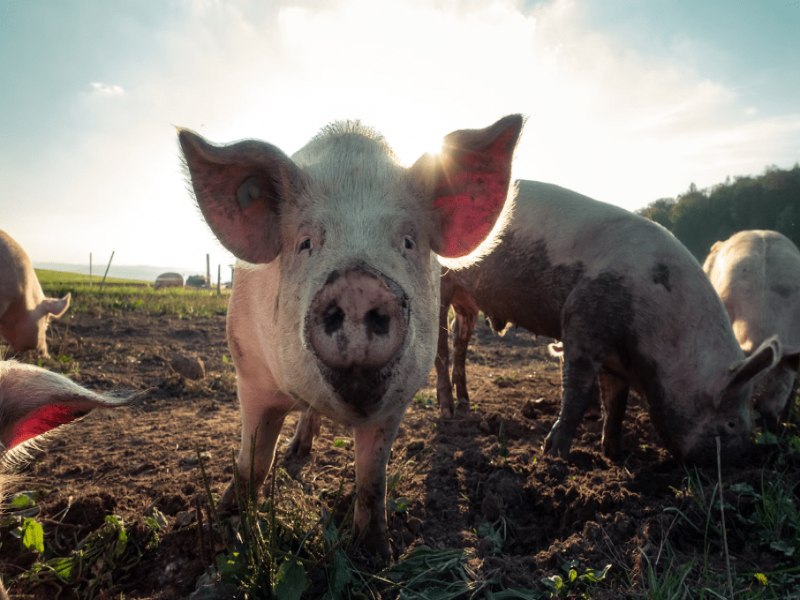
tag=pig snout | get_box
[308,266,409,372]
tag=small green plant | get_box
[412,392,436,409]
[14,512,163,598]
[541,561,612,598]
[639,553,694,600]
[476,517,510,555]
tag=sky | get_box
[1,0,799,273]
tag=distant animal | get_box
[703,230,800,431]
[154,272,184,289]
[179,115,522,560]
[0,231,70,357]
[0,360,142,599]
[435,180,784,464]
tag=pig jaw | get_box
[752,365,797,432]
[668,393,753,465]
[304,264,411,416]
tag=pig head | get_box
[179,115,522,560]
[0,231,70,358]
[703,230,800,431]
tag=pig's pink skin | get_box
[0,231,70,357]
[704,229,800,431]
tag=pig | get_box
[0,360,142,599]
[703,230,800,431]
[179,115,523,560]
[0,231,71,358]
[435,180,784,464]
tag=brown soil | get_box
[1,312,798,598]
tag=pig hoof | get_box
[217,481,254,514]
[355,534,392,568]
[436,391,454,418]
[601,440,622,461]
[285,437,312,459]
[542,428,571,458]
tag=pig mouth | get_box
[316,359,399,417]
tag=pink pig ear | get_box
[178,130,306,264]
[411,115,524,258]
[0,361,144,451]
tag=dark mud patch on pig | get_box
[1,312,798,598]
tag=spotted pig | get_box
[436,180,783,463]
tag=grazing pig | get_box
[0,360,142,599]
[436,180,783,464]
[179,115,523,560]
[0,231,71,357]
[703,230,800,431]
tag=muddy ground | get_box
[1,311,798,598]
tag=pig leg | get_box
[598,371,629,460]
[285,407,321,458]
[451,290,479,409]
[435,297,456,417]
[542,353,601,457]
[219,383,294,511]
[352,413,402,563]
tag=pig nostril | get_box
[323,304,345,335]
[365,309,390,336]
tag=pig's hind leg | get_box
[543,279,626,458]
[598,371,629,460]
[285,407,321,458]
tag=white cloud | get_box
[89,81,125,95]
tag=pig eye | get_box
[298,238,313,253]
[403,236,416,251]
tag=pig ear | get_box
[42,293,70,319]
[722,336,782,402]
[411,114,524,258]
[178,129,305,264]
[0,361,144,451]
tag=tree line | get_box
[637,164,800,260]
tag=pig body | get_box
[437,180,781,463]
[0,231,70,357]
[703,230,800,430]
[0,360,142,598]
[180,116,522,559]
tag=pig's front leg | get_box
[451,300,478,407]
[219,383,294,511]
[543,354,600,458]
[352,413,403,563]
[435,291,456,417]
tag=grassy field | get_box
[36,268,230,318]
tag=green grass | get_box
[36,268,229,317]
[35,269,150,287]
